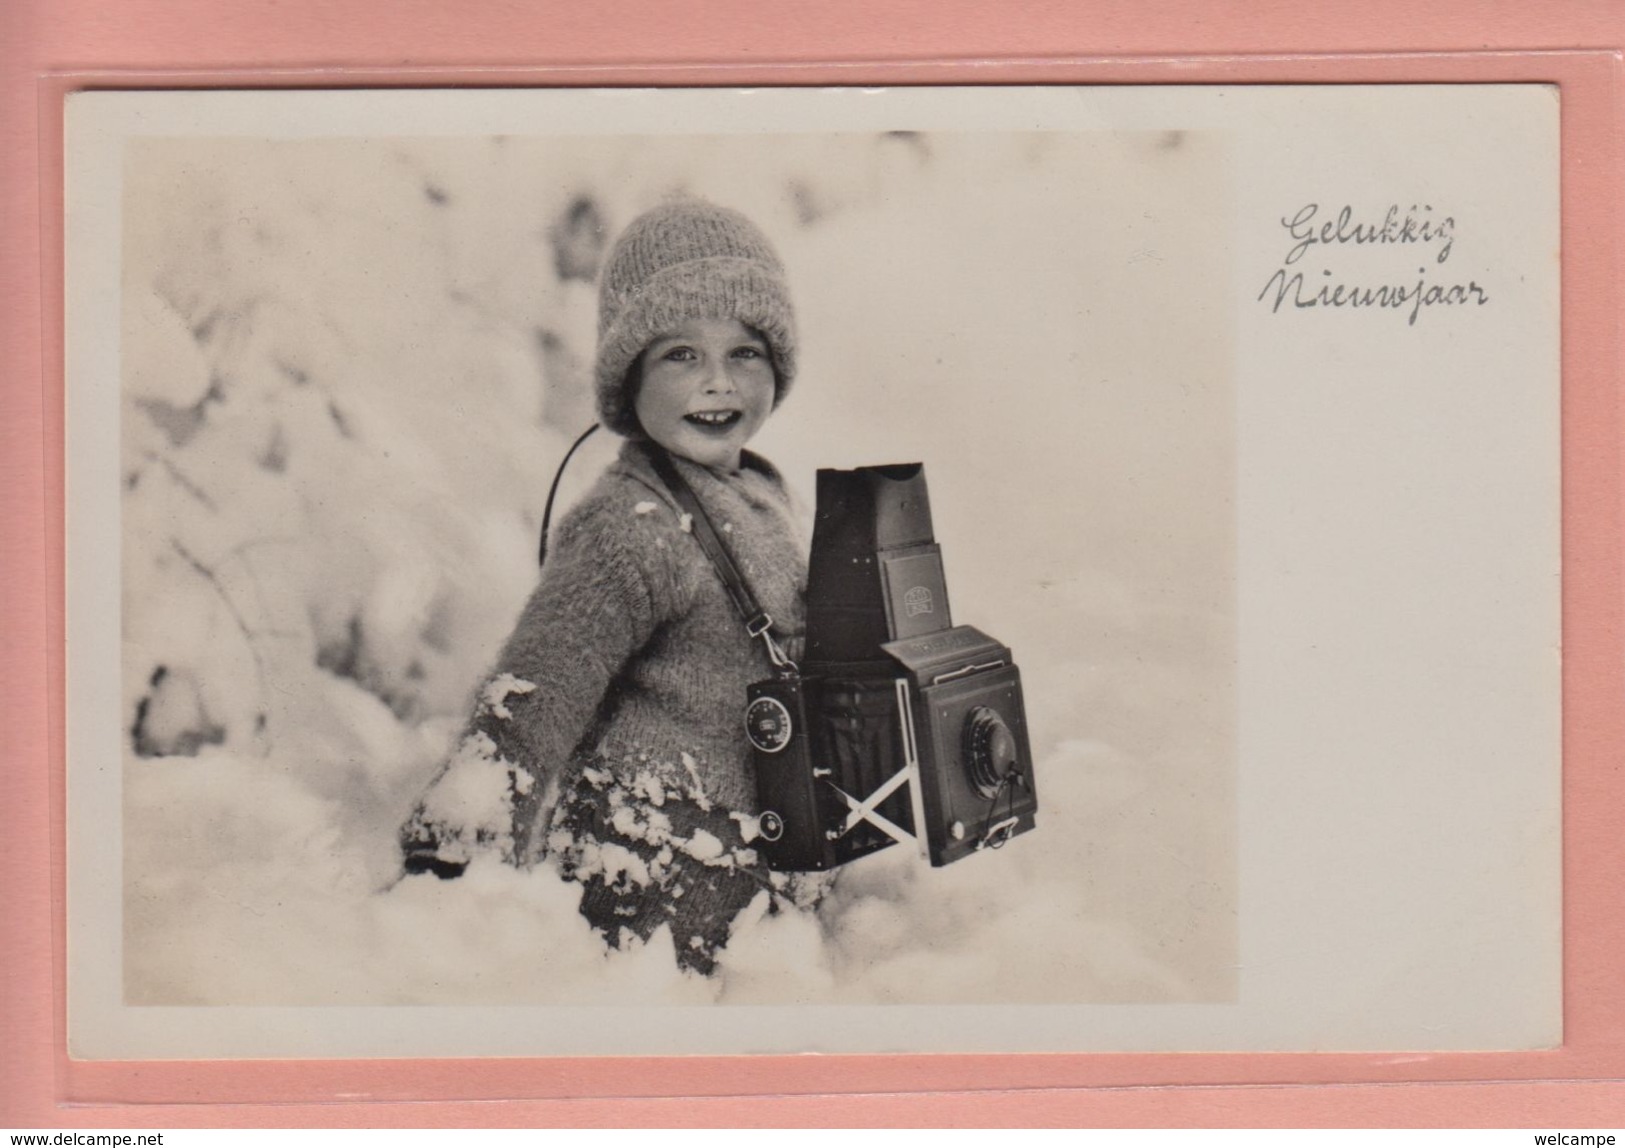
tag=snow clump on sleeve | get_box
[480,673,537,720]
[418,730,521,854]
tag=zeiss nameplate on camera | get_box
[747,463,1038,871]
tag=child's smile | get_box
[686,409,743,429]
[634,317,776,472]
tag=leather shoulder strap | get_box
[645,448,767,630]
[645,447,794,670]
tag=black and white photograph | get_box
[66,85,1559,1058]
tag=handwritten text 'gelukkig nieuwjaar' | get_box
[1258,204,1490,326]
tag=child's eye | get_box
[730,345,765,360]
[661,346,697,362]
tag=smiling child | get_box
[400,198,816,975]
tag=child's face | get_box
[633,317,776,472]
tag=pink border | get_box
[5,1,1623,1128]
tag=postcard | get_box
[63,84,1559,1058]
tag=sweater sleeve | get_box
[401,496,662,873]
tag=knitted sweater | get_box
[405,439,809,871]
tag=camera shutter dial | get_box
[745,696,794,754]
[964,706,1019,798]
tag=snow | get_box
[417,731,519,855]
[683,828,725,863]
[729,809,762,844]
[480,673,537,720]
[120,131,1234,1007]
[679,751,714,812]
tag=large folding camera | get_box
[744,463,1037,870]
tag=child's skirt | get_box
[547,761,828,976]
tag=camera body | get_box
[746,464,1037,870]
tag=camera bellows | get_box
[747,463,1038,870]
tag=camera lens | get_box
[963,706,1019,798]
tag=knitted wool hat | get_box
[595,198,798,437]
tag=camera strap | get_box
[645,446,797,673]
[537,422,602,569]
